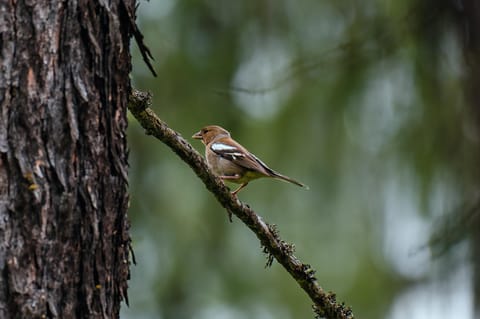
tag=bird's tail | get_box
[271,172,309,190]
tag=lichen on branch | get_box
[128,88,354,319]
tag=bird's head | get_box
[192,125,230,145]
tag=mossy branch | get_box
[127,88,354,319]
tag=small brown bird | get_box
[192,125,308,196]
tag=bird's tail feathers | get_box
[272,172,309,190]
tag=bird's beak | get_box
[192,131,203,140]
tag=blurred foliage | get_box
[122,1,477,318]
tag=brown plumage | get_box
[192,125,308,196]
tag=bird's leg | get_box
[219,174,241,181]
[231,183,248,196]
[219,175,247,196]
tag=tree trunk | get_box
[0,1,133,318]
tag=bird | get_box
[192,125,308,196]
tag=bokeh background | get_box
[122,1,478,318]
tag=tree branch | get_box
[127,88,354,319]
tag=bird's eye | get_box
[202,129,209,134]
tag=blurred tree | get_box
[0,1,135,318]
[405,2,480,317]
[123,1,480,318]
[446,0,480,315]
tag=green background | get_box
[122,1,475,318]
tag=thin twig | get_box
[124,2,157,77]
[127,88,354,319]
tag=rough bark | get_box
[0,0,133,318]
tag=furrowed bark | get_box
[0,1,136,318]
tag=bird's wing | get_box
[210,140,273,176]
[210,138,308,188]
